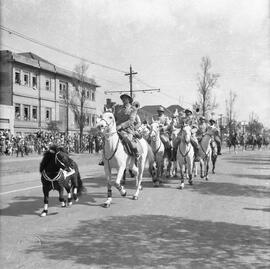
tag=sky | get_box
[1,0,270,126]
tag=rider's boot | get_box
[217,142,222,155]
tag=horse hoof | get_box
[75,198,79,202]
[188,180,193,185]
[133,195,138,200]
[68,202,72,206]
[61,202,66,207]
[212,171,215,174]
[121,190,127,197]
[103,203,110,208]
[139,185,143,191]
[40,210,48,217]
[205,177,208,181]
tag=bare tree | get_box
[225,90,237,135]
[196,56,219,117]
[70,62,89,152]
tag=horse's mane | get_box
[39,150,55,173]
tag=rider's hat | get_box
[120,94,133,103]
[184,108,192,114]
[157,106,165,112]
[209,119,216,124]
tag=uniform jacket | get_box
[114,104,137,132]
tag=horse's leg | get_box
[200,159,204,179]
[103,170,113,208]
[71,174,79,202]
[212,156,216,174]
[121,169,126,185]
[177,159,185,189]
[131,159,141,200]
[58,186,67,207]
[115,165,127,197]
[65,184,73,206]
[205,159,209,181]
[187,157,193,185]
[40,183,51,217]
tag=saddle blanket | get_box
[62,168,75,179]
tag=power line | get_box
[0,42,127,88]
[0,25,126,74]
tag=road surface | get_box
[0,149,269,268]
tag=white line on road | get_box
[0,185,41,195]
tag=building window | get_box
[59,81,68,98]
[23,105,30,121]
[91,91,95,101]
[32,75,37,88]
[45,79,51,91]
[45,108,52,121]
[23,72,30,86]
[32,106,37,121]
[86,114,90,126]
[92,115,96,126]
[15,103,21,119]
[15,70,21,84]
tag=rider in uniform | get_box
[155,106,171,150]
[179,108,200,162]
[209,119,222,155]
[114,94,140,159]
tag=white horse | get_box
[149,121,166,186]
[177,125,194,189]
[170,127,181,177]
[96,112,154,207]
[198,127,214,181]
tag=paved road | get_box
[0,150,269,268]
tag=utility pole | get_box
[125,65,137,98]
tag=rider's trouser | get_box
[119,131,140,158]
[160,133,171,149]
[214,136,221,154]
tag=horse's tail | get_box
[72,161,86,196]
[76,171,85,196]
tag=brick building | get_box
[0,50,100,135]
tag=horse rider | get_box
[155,106,171,150]
[179,108,200,162]
[209,119,222,155]
[114,94,141,160]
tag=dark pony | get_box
[39,145,84,217]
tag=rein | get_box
[103,135,120,161]
[150,129,162,156]
[42,169,63,190]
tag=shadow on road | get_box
[189,181,270,198]
[244,207,270,213]
[24,215,270,268]
[0,191,105,216]
[219,173,270,181]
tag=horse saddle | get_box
[122,137,143,157]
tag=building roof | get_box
[166,104,185,114]
[1,50,100,88]
[140,105,172,117]
[18,52,52,65]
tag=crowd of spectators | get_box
[0,129,102,157]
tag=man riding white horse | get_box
[155,106,171,150]
[179,108,200,162]
[114,94,141,161]
[209,119,222,155]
